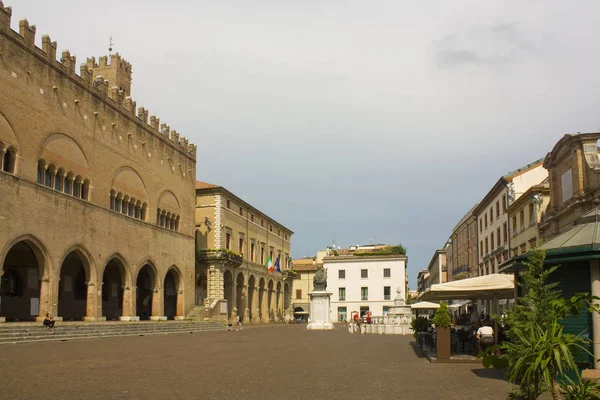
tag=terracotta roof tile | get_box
[195,181,220,189]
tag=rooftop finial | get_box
[108,35,113,54]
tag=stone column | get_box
[591,260,600,369]
[151,288,166,321]
[83,281,104,321]
[269,289,274,322]
[37,275,52,322]
[207,264,224,302]
[120,286,136,321]
[252,287,259,324]
[231,273,237,323]
[261,288,268,323]
[243,284,250,324]
[175,289,185,320]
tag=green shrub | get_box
[410,316,431,338]
[432,303,451,329]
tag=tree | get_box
[484,249,590,400]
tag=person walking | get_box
[236,315,243,331]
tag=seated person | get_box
[476,321,494,353]
[43,313,55,329]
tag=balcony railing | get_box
[196,249,243,266]
[452,264,470,276]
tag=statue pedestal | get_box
[306,290,333,331]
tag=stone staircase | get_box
[0,320,227,345]
[185,306,207,321]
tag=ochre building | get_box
[194,182,294,324]
[0,4,197,322]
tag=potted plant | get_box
[433,302,451,359]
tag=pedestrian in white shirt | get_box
[476,321,494,353]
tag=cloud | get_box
[433,23,538,69]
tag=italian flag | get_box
[266,256,274,273]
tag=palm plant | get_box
[504,319,588,400]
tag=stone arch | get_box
[164,266,183,320]
[223,269,233,318]
[0,235,49,321]
[0,111,19,151]
[101,254,131,320]
[247,275,256,322]
[2,145,16,174]
[57,247,95,321]
[111,166,149,205]
[39,133,90,176]
[134,261,159,320]
[0,234,49,275]
[157,190,181,216]
[236,272,245,321]
[57,245,96,284]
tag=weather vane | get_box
[108,35,114,54]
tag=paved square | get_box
[0,325,508,400]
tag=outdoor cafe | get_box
[415,274,515,359]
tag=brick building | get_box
[0,3,196,322]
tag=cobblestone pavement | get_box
[0,324,509,400]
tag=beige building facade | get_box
[475,160,548,276]
[0,5,197,322]
[194,182,294,324]
[447,204,478,281]
[427,249,447,286]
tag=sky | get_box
[10,1,600,288]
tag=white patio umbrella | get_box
[410,301,441,310]
[418,274,514,302]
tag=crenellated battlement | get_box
[0,2,197,162]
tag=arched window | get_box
[45,164,55,188]
[128,199,134,217]
[141,203,147,221]
[37,161,45,184]
[156,208,161,225]
[3,146,16,174]
[109,191,116,211]
[175,216,180,232]
[134,201,141,219]
[64,174,73,195]
[73,176,82,197]
[114,193,122,212]
[81,179,90,200]
[121,196,128,215]
[54,169,64,191]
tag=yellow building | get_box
[194,181,294,323]
[290,259,319,321]
[507,179,550,257]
